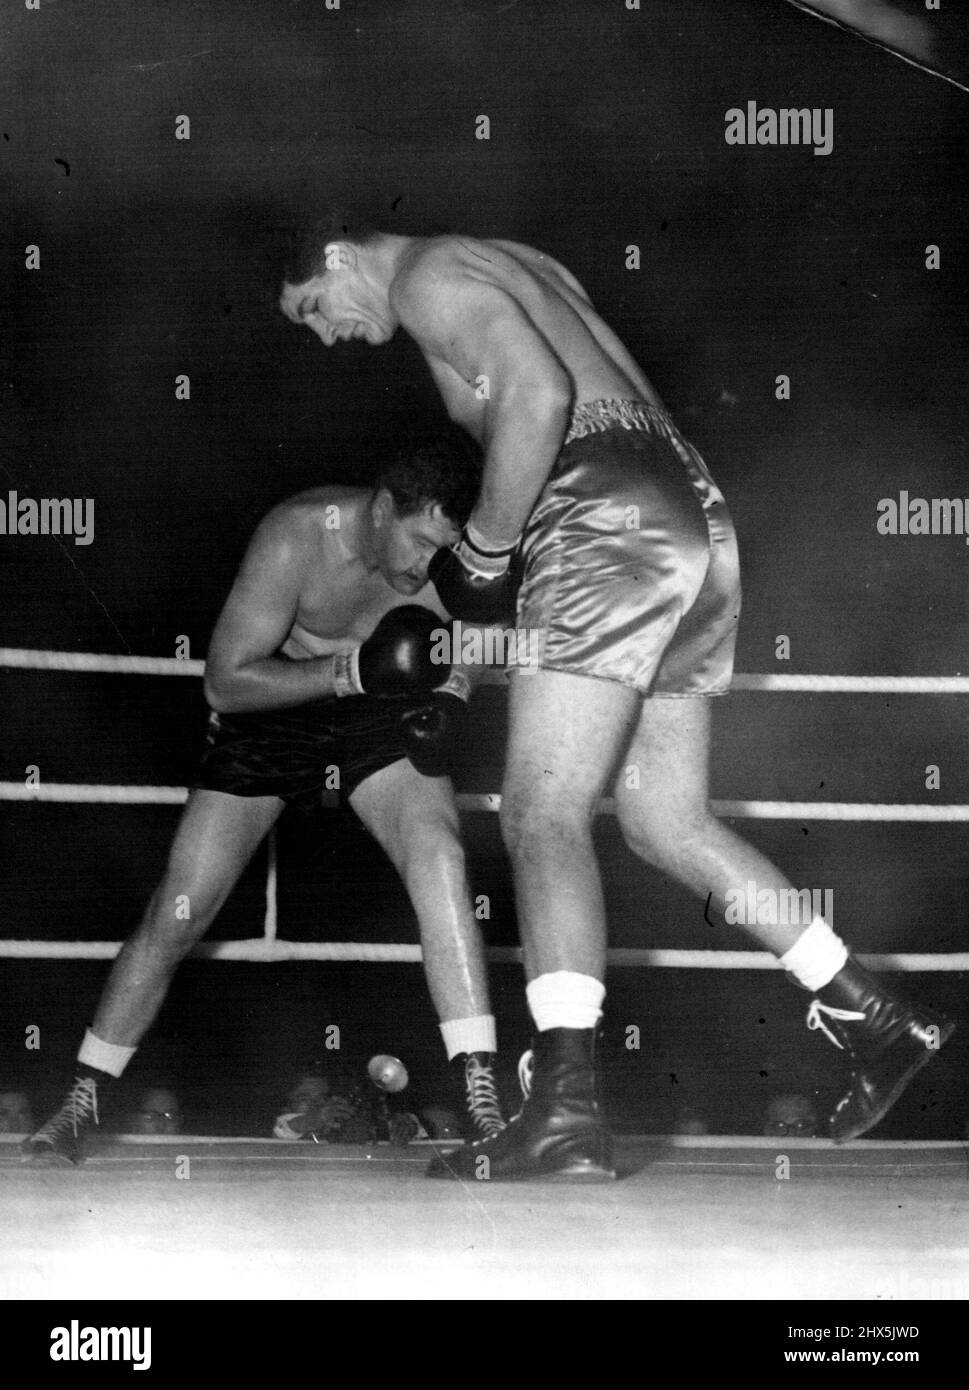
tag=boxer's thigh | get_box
[502,667,640,823]
[158,788,283,911]
[349,757,461,867]
[613,695,714,832]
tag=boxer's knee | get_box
[616,790,711,872]
[405,821,466,882]
[139,862,227,955]
[387,801,466,885]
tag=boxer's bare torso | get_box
[390,236,664,439]
[280,230,667,548]
[204,486,452,712]
[271,489,450,660]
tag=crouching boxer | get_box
[280,219,954,1181]
[23,437,506,1165]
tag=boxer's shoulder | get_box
[250,487,365,568]
[391,237,498,321]
[263,486,364,534]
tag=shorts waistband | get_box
[564,398,683,447]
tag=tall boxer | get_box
[280,220,952,1181]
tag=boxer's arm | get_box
[397,274,572,547]
[204,513,346,713]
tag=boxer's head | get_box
[279,209,401,347]
[368,434,480,594]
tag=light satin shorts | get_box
[513,399,741,695]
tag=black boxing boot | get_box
[427,1028,615,1181]
[21,1073,106,1166]
[806,958,955,1142]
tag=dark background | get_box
[2,0,967,1136]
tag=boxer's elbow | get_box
[514,368,571,417]
[203,663,243,713]
[494,374,571,443]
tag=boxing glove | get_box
[333,606,448,698]
[428,522,521,625]
[398,672,471,777]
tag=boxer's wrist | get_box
[465,518,520,556]
[455,523,520,583]
[332,647,363,698]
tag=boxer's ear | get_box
[427,503,460,546]
[371,488,394,528]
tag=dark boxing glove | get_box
[428,522,521,624]
[332,605,449,698]
[398,672,471,777]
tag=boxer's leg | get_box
[24,790,282,1164]
[92,789,283,1044]
[350,759,505,1137]
[351,760,488,1021]
[500,668,639,982]
[613,695,808,956]
[429,669,636,1181]
[614,696,954,1141]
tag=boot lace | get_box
[464,1055,505,1137]
[33,1076,99,1141]
[806,999,866,1050]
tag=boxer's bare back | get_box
[391,237,665,438]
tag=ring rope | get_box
[2,647,968,694]
[4,648,967,970]
[3,783,968,822]
[0,939,964,970]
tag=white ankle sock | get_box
[77,1028,137,1079]
[778,917,848,992]
[526,972,605,1031]
[439,1014,497,1061]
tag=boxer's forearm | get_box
[204,654,341,713]
[472,387,570,544]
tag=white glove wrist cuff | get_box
[333,647,363,698]
[440,670,472,703]
[464,519,520,558]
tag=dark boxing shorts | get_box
[512,399,742,696]
[195,694,412,816]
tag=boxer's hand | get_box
[332,606,449,698]
[428,524,521,624]
[398,672,471,778]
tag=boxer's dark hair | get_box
[377,431,481,527]
[283,206,383,285]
